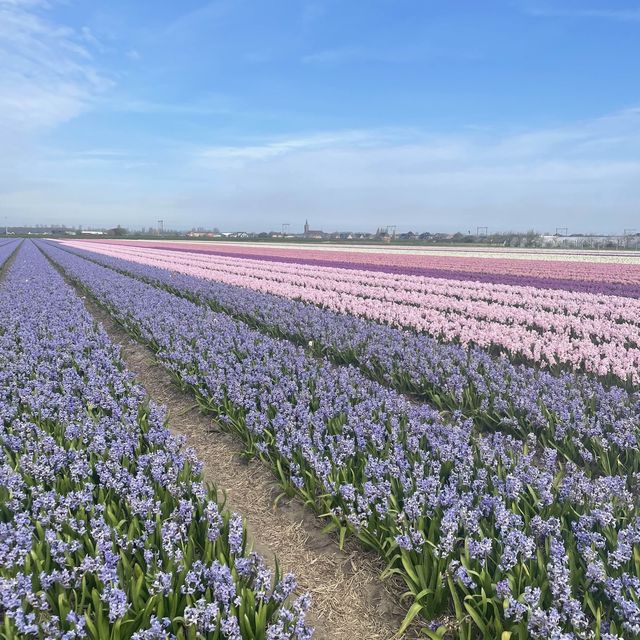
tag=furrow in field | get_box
[0,238,21,272]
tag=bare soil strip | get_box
[74,290,413,640]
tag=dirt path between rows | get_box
[75,292,413,640]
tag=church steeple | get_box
[304,219,309,235]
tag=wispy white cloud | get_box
[525,5,640,21]
[104,94,234,116]
[187,107,640,232]
[196,108,640,169]
[301,43,480,66]
[4,106,640,232]
[80,25,105,52]
[0,0,110,133]
[197,130,392,164]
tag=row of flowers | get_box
[0,241,311,639]
[68,243,640,319]
[87,240,640,295]
[90,240,640,268]
[85,243,640,330]
[42,241,640,639]
[62,242,640,384]
[57,241,640,478]
[0,238,20,268]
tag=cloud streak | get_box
[4,103,640,232]
[301,43,482,66]
[0,0,109,133]
[188,108,640,232]
[525,5,640,22]
[196,108,640,168]
[197,130,394,164]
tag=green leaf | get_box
[321,520,338,534]
[423,627,448,640]
[447,576,464,621]
[464,601,487,636]
[339,525,347,550]
[398,601,424,635]
[84,614,99,640]
[400,552,421,586]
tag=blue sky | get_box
[1,0,639,233]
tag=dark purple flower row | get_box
[0,241,311,639]
[40,240,640,639]
[139,245,640,298]
[58,241,640,479]
[0,238,21,267]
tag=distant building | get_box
[220,231,249,238]
[330,231,354,240]
[303,219,324,239]
[186,231,220,238]
[540,234,634,249]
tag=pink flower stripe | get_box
[63,240,640,383]
[90,239,640,287]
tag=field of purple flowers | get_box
[37,239,640,640]
[0,241,311,639]
[60,242,640,475]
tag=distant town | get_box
[3,220,640,249]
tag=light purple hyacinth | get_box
[228,513,245,555]
[55,240,640,477]
[0,238,20,267]
[0,241,312,639]
[53,240,640,384]
[38,239,640,637]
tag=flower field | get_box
[0,239,20,268]
[88,240,640,297]
[4,238,640,639]
[62,241,640,384]
[25,237,636,640]
[0,242,311,639]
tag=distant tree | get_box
[524,229,540,247]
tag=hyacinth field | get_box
[0,241,310,639]
[3,238,640,640]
